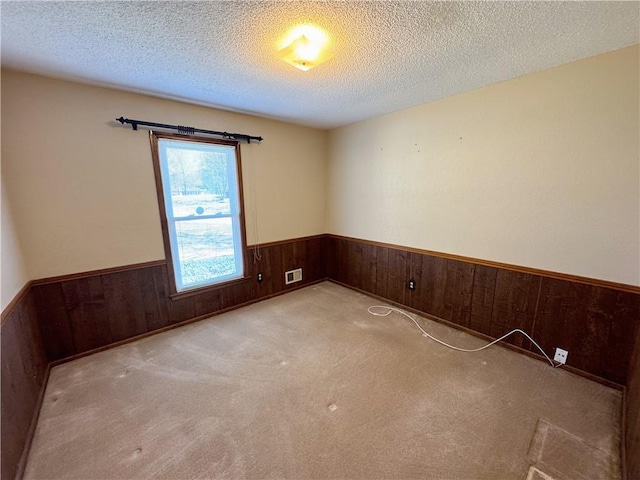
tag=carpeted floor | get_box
[25,282,621,479]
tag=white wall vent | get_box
[285,268,303,285]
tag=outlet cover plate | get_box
[554,348,568,364]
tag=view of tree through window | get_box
[152,134,245,292]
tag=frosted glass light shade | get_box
[278,34,335,71]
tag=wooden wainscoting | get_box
[1,284,49,480]
[326,235,640,386]
[626,324,640,479]
[31,235,328,363]
[5,233,640,480]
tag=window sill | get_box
[169,275,252,301]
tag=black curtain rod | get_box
[116,117,263,143]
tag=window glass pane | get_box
[173,217,239,289]
[172,192,230,218]
[163,142,234,217]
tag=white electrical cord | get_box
[246,143,262,262]
[367,305,562,368]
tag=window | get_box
[150,132,247,294]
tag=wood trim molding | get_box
[248,234,326,249]
[1,280,32,323]
[328,234,640,294]
[31,260,168,286]
[168,275,253,301]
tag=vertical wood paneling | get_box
[405,251,423,312]
[604,291,640,384]
[414,252,431,313]
[490,270,540,349]
[292,239,306,271]
[386,247,407,305]
[374,246,389,299]
[139,266,168,332]
[536,279,615,377]
[325,237,336,281]
[626,321,640,479]
[319,236,331,280]
[444,259,475,328]
[281,242,294,278]
[332,238,348,285]
[346,241,363,290]
[469,265,497,336]
[322,236,331,279]
[253,244,275,297]
[1,289,47,480]
[325,236,639,385]
[254,243,285,297]
[219,280,253,310]
[414,255,474,327]
[32,283,75,361]
[102,270,148,341]
[246,247,258,283]
[304,238,320,281]
[5,234,640,480]
[152,265,196,325]
[194,289,222,317]
[18,235,640,391]
[61,276,112,352]
[268,243,285,293]
[28,237,326,364]
[420,255,446,317]
[404,252,424,311]
[360,243,378,293]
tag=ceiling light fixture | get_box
[277,25,334,71]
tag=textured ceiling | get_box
[1,1,638,129]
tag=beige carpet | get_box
[25,282,622,479]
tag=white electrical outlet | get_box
[554,348,568,365]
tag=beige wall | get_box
[1,71,327,280]
[328,45,640,285]
[2,45,639,291]
[1,176,30,310]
